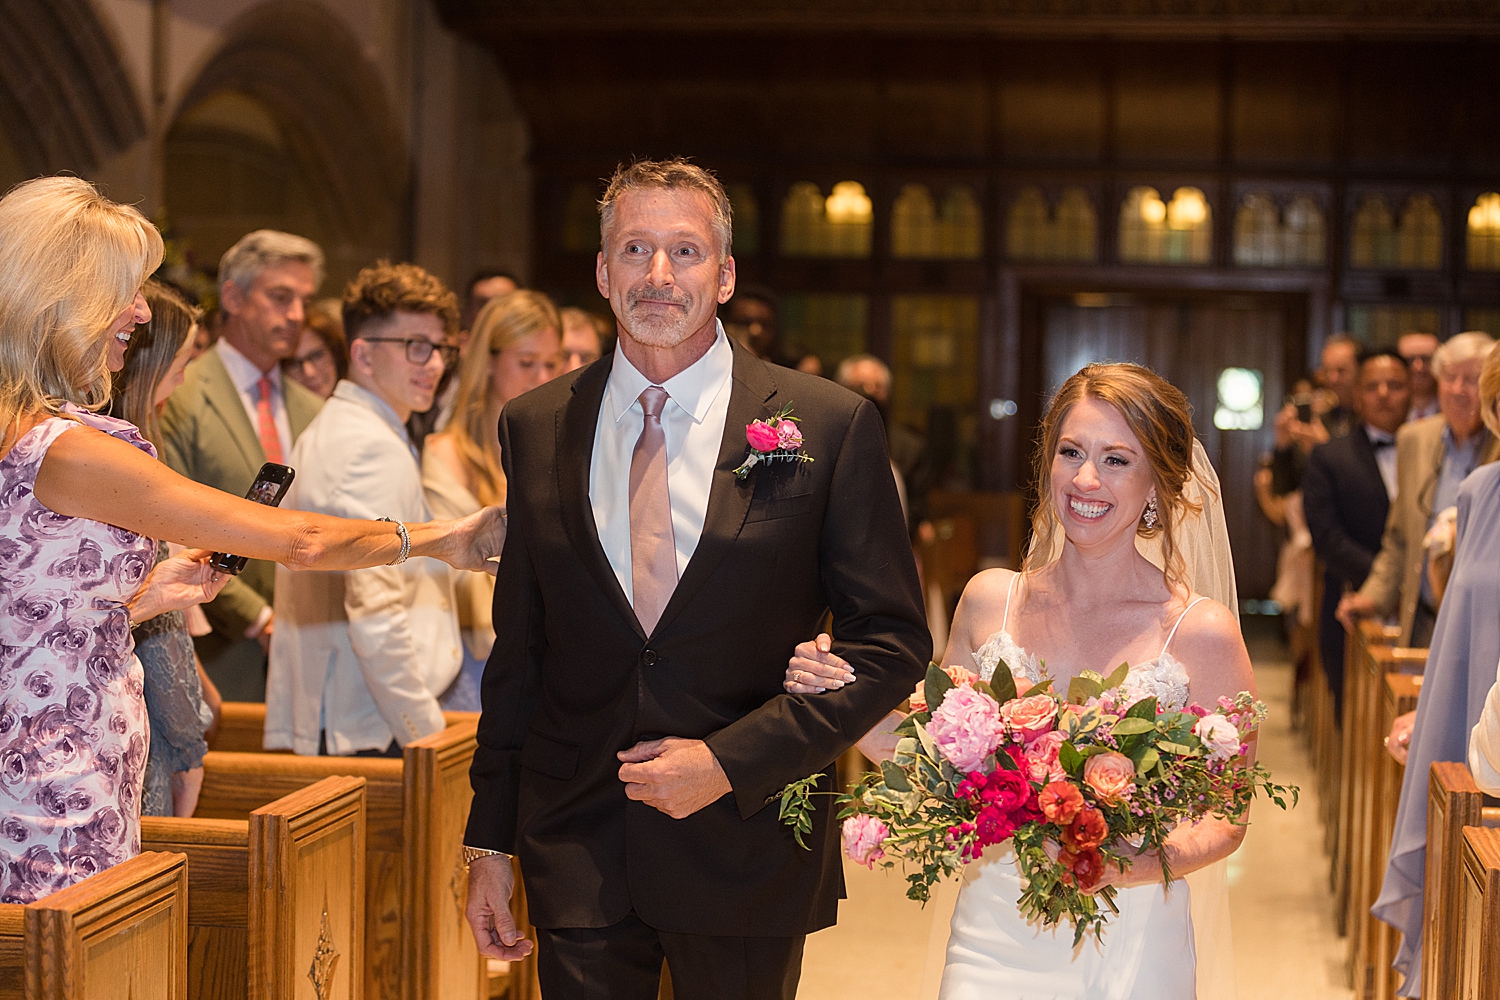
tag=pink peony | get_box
[1193,713,1242,762]
[776,418,804,450]
[1002,694,1058,740]
[842,814,890,868]
[1023,730,1067,784]
[1082,752,1137,806]
[926,685,1003,772]
[745,420,780,452]
[908,664,979,712]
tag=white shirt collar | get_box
[1365,424,1396,445]
[217,338,283,394]
[332,379,417,456]
[603,320,734,426]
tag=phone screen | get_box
[210,463,296,576]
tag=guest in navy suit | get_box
[1303,348,1411,720]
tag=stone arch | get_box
[169,0,408,277]
[0,0,146,178]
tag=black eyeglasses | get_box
[359,338,459,366]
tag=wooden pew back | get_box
[0,851,189,1000]
[142,774,366,1000]
[1460,825,1500,998]
[1426,761,1487,1000]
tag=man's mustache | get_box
[628,288,691,308]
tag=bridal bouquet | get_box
[780,661,1296,944]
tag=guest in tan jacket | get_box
[1339,331,1498,648]
[421,290,561,710]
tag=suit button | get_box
[642,649,659,666]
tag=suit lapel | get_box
[651,342,777,637]
[198,350,264,470]
[1349,426,1384,487]
[555,360,646,640]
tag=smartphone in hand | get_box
[210,463,295,575]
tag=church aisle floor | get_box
[797,621,1355,999]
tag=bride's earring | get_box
[1142,497,1160,529]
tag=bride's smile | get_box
[1050,395,1156,542]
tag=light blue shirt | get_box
[1419,424,1483,606]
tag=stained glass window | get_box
[1233,192,1326,268]
[780,181,873,258]
[1397,194,1442,269]
[781,294,869,372]
[1345,304,1441,346]
[1283,195,1327,267]
[1468,193,1500,271]
[1006,187,1097,263]
[1351,194,1396,268]
[892,184,983,260]
[891,295,980,433]
[1119,186,1210,265]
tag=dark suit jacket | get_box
[1304,427,1391,589]
[466,342,930,937]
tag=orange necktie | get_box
[255,376,283,464]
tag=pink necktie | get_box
[255,376,283,464]
[630,386,677,633]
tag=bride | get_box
[787,362,1256,999]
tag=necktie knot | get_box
[257,375,274,402]
[640,386,669,421]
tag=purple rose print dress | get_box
[0,405,155,902]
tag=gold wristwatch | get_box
[462,845,514,870]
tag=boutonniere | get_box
[733,404,815,480]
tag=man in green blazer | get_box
[161,230,327,700]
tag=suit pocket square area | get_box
[745,492,816,523]
[521,731,581,780]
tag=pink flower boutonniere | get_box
[733,404,815,479]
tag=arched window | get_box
[726,183,759,255]
[1234,192,1281,267]
[780,181,872,258]
[1283,195,1327,267]
[1120,186,1210,265]
[561,181,598,253]
[1351,194,1396,268]
[1467,193,1500,271]
[1006,187,1097,263]
[939,186,983,259]
[1054,188,1098,263]
[892,184,938,258]
[1005,187,1051,261]
[1397,194,1442,269]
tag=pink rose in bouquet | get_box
[1001,694,1058,740]
[926,686,1003,771]
[1082,752,1137,806]
[775,418,804,450]
[1038,781,1085,826]
[908,664,979,712]
[1023,730,1067,784]
[842,814,890,868]
[745,420,780,453]
[1193,713,1242,762]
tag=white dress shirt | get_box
[265,379,462,755]
[216,338,293,461]
[1366,424,1399,501]
[589,323,734,607]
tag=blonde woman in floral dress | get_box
[788,363,1257,999]
[0,177,506,902]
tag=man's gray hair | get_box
[1433,330,1497,378]
[598,159,733,258]
[836,353,892,390]
[218,230,325,294]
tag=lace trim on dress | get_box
[971,629,1191,712]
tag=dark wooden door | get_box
[1033,292,1303,601]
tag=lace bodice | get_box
[972,628,1192,713]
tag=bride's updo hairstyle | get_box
[0,176,163,438]
[1024,362,1199,594]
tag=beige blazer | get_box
[1358,415,1498,644]
[160,347,323,637]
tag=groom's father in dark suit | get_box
[462,159,929,999]
[1303,348,1411,720]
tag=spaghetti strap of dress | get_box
[1160,595,1210,659]
[999,571,1020,633]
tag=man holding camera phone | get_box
[1269,334,1360,494]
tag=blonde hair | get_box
[0,176,164,440]
[1481,343,1500,439]
[1024,363,1199,596]
[441,290,560,507]
[599,158,733,257]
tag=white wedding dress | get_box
[938,575,1203,1000]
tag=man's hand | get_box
[1337,592,1378,631]
[464,855,533,961]
[617,737,732,819]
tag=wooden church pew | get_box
[140,773,366,1000]
[192,720,500,1000]
[1458,824,1500,998]
[1425,761,1494,1000]
[1366,672,1423,1000]
[0,851,189,999]
[207,703,478,755]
